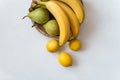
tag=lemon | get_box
[69,39,82,51]
[58,52,72,67]
[46,40,59,52]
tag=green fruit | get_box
[43,20,59,36]
[28,8,50,24]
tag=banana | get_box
[59,0,85,23]
[54,1,80,38]
[39,1,70,46]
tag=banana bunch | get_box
[30,0,85,46]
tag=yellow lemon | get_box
[69,39,82,51]
[58,52,72,67]
[46,39,59,52]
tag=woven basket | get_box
[29,0,83,38]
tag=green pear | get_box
[43,20,59,36]
[28,8,50,24]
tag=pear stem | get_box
[22,15,28,19]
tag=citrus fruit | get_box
[46,40,59,52]
[69,39,82,51]
[58,52,72,67]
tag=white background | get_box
[0,0,120,80]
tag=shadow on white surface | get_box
[79,1,100,51]
[0,0,120,80]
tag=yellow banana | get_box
[54,1,80,38]
[39,1,70,46]
[59,0,85,23]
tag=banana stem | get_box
[31,3,37,8]
[38,2,46,6]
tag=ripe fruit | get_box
[58,52,72,67]
[46,40,59,52]
[28,8,50,24]
[43,20,59,36]
[54,1,80,38]
[39,1,70,46]
[60,0,85,23]
[69,39,82,51]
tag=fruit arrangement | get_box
[25,0,85,67]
